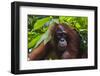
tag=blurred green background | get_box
[28,15,88,54]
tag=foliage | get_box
[28,15,88,53]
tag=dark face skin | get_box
[54,25,68,51]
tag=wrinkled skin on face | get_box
[54,25,68,51]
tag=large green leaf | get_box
[28,35,41,49]
[34,30,51,48]
[33,22,56,49]
[34,17,50,30]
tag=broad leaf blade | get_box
[28,35,41,49]
[34,17,50,30]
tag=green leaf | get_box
[28,35,41,49]
[79,29,87,32]
[75,23,81,29]
[33,22,56,49]
[59,16,65,23]
[34,30,52,49]
[34,17,50,30]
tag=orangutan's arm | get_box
[28,42,46,60]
